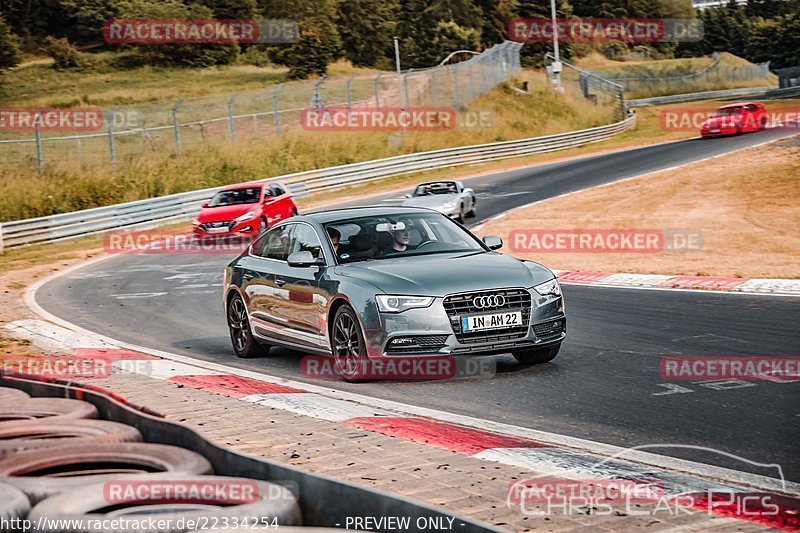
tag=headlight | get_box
[534,278,561,297]
[376,295,435,313]
[235,211,256,223]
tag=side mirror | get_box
[202,203,209,208]
[482,235,503,250]
[287,251,324,268]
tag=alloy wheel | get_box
[228,296,250,353]
[333,311,362,379]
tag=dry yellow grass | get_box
[478,136,800,279]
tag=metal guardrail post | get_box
[273,84,284,135]
[454,63,461,109]
[227,94,238,142]
[403,69,413,108]
[374,72,383,108]
[107,109,117,168]
[431,69,438,107]
[34,110,44,176]
[311,76,327,109]
[171,99,183,156]
[346,74,355,110]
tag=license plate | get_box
[206,227,229,234]
[461,311,522,332]
[710,129,720,133]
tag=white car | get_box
[401,180,476,222]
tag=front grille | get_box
[200,220,234,231]
[533,319,564,341]
[385,335,449,354]
[443,288,531,344]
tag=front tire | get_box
[332,305,368,382]
[512,344,560,365]
[466,197,477,218]
[227,293,269,358]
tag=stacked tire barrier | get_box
[0,385,301,532]
[0,380,499,533]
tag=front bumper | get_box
[362,288,565,358]
[193,221,259,239]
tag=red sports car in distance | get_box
[700,102,767,138]
[193,182,297,238]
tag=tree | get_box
[0,15,21,71]
[513,0,573,66]
[474,0,519,46]
[337,0,398,68]
[263,0,341,78]
[113,0,240,67]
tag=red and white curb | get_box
[4,318,799,530]
[552,270,800,296]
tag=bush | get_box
[0,16,21,71]
[42,36,83,69]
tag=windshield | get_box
[413,182,458,197]
[208,187,261,207]
[713,107,742,117]
[324,212,484,264]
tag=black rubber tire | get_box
[0,482,30,529]
[466,197,477,218]
[512,344,561,365]
[0,398,98,423]
[291,208,298,217]
[227,293,269,359]
[258,217,268,233]
[0,387,29,404]
[28,475,301,533]
[0,443,212,504]
[331,304,368,382]
[0,419,143,459]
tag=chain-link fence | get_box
[545,54,628,122]
[586,53,772,99]
[0,41,523,175]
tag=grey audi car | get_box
[223,206,565,381]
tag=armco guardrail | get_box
[0,114,635,250]
[627,85,800,106]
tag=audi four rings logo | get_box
[473,294,506,308]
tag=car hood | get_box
[401,194,457,208]
[197,204,257,222]
[335,252,554,296]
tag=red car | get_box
[193,181,297,238]
[700,102,767,138]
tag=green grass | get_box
[0,70,617,222]
[575,52,777,99]
[0,53,377,109]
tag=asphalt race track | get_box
[36,129,800,481]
